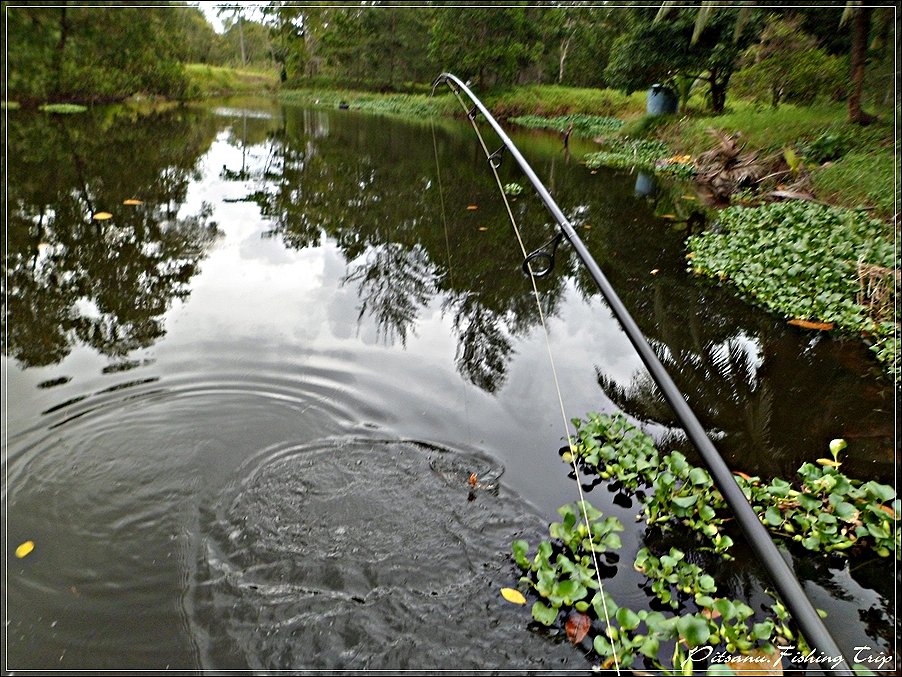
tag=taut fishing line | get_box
[430,118,476,450]
[431,83,622,674]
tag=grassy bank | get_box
[185,63,278,98]
[659,101,896,216]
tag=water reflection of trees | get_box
[243,107,583,393]
[221,105,891,481]
[343,243,436,346]
[3,108,221,368]
[593,250,894,480]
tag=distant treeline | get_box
[3,2,894,118]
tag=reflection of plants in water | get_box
[598,335,775,457]
[2,108,220,367]
[444,292,514,393]
[236,108,581,393]
[342,243,436,347]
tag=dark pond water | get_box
[2,99,896,672]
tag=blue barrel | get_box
[646,84,678,116]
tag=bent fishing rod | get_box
[432,71,852,674]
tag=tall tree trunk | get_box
[558,35,571,84]
[238,15,247,66]
[848,7,876,125]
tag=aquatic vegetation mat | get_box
[687,201,899,379]
[505,413,898,672]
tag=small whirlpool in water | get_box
[188,438,590,671]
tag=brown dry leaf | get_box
[701,606,721,620]
[660,214,677,220]
[726,646,783,675]
[92,212,113,221]
[877,504,897,518]
[122,199,143,205]
[788,318,834,331]
[466,204,479,211]
[734,471,752,481]
[565,611,591,645]
[468,473,478,487]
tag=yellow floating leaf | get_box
[92,212,113,221]
[15,541,35,558]
[583,223,592,229]
[500,587,527,605]
[816,458,842,467]
[466,204,479,211]
[122,199,143,205]
[682,194,697,201]
[478,226,488,232]
[650,269,660,275]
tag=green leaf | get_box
[616,607,641,631]
[677,614,710,648]
[672,494,699,509]
[765,506,783,526]
[593,633,613,657]
[862,481,895,502]
[707,666,736,676]
[689,467,710,485]
[639,635,660,658]
[512,540,530,569]
[531,600,558,626]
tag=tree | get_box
[842,4,876,124]
[656,2,892,125]
[5,2,190,102]
[428,5,543,87]
[217,5,248,66]
[732,15,846,107]
[171,5,218,64]
[605,8,755,113]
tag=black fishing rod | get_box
[432,71,853,674]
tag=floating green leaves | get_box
[585,138,697,178]
[687,201,898,380]
[568,413,899,559]
[511,501,806,673]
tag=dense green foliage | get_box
[687,202,898,379]
[568,413,899,557]
[509,412,897,671]
[5,3,191,102]
[605,8,757,113]
[731,16,847,107]
[508,114,623,137]
[585,139,696,179]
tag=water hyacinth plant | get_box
[687,201,898,380]
[567,413,898,558]
[507,413,897,671]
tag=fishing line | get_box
[438,83,621,675]
[430,118,476,453]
